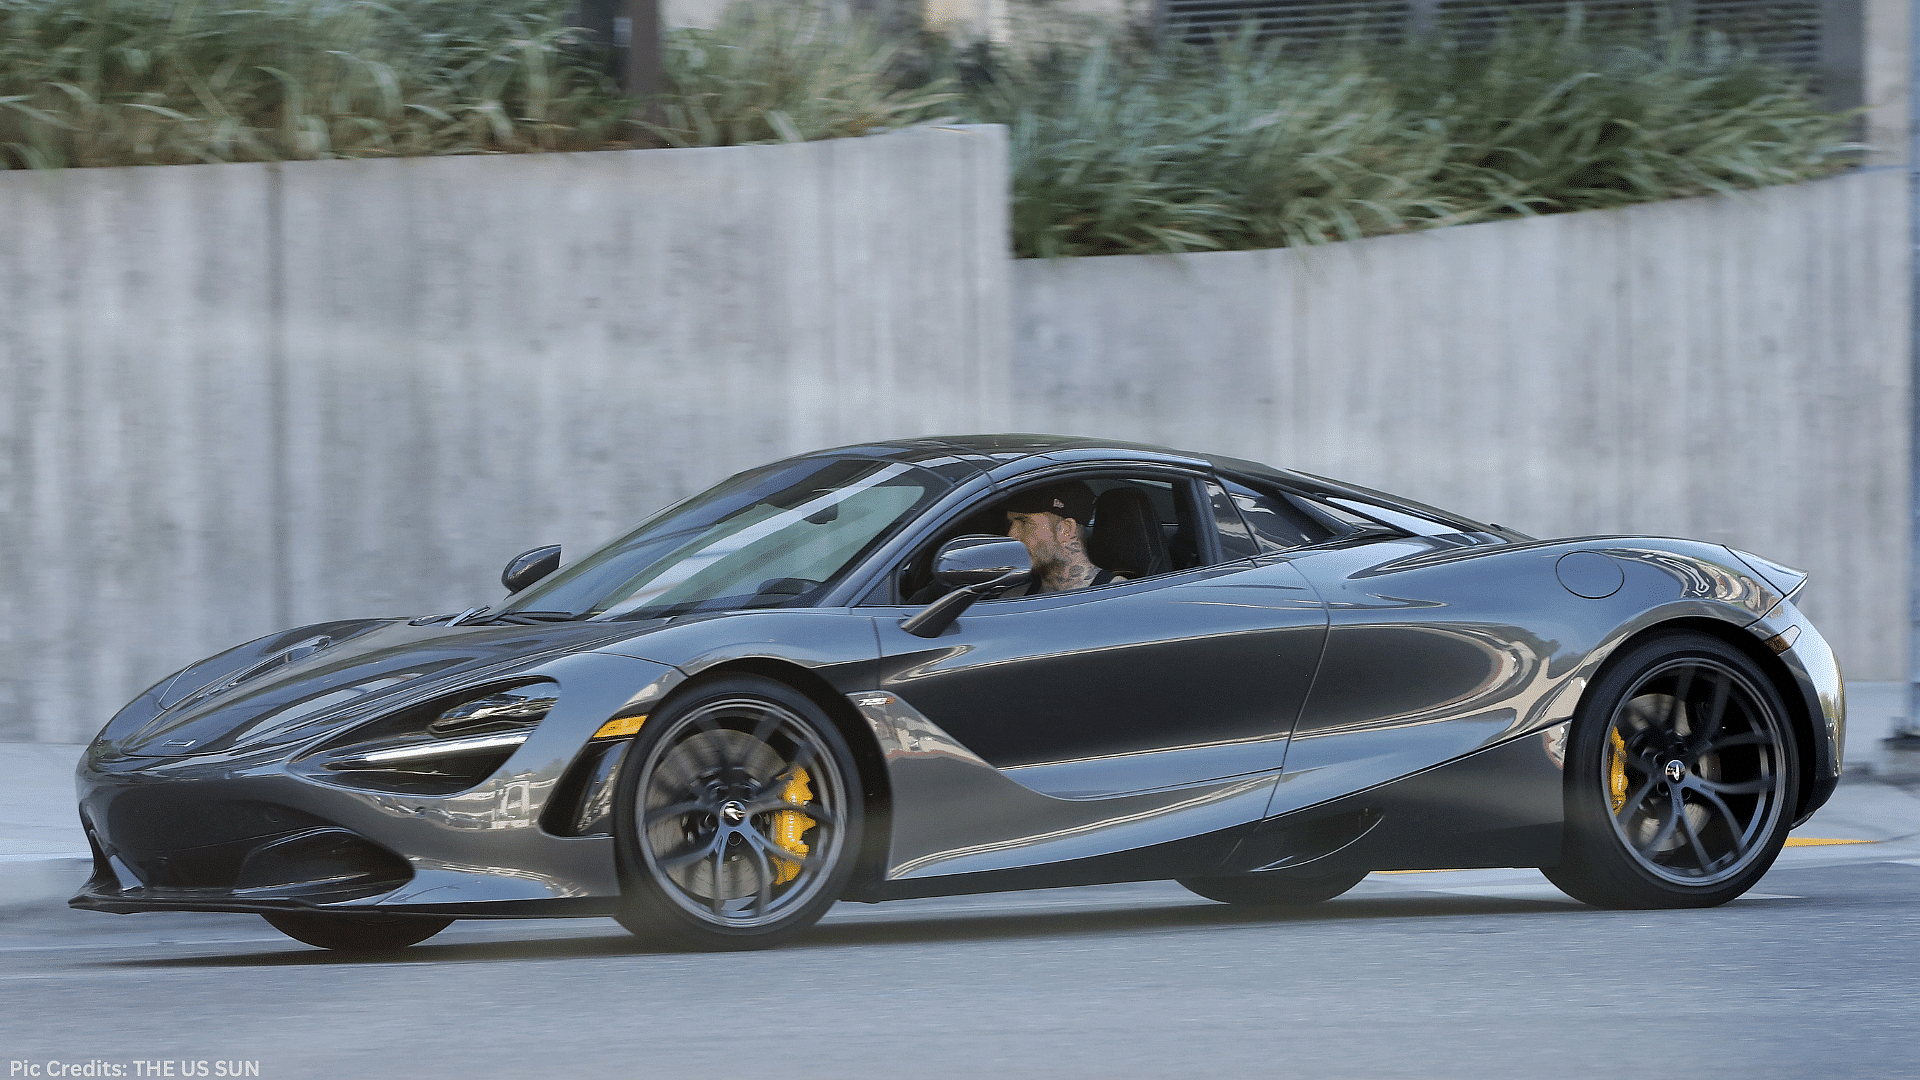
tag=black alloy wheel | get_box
[612,675,862,950]
[1178,864,1368,907]
[1544,632,1798,909]
[260,911,454,951]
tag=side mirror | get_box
[901,536,1033,638]
[933,535,1033,588]
[502,545,562,594]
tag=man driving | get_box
[1002,481,1126,594]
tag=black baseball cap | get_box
[1002,480,1096,524]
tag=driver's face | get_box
[1006,510,1069,563]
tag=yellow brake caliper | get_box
[769,768,815,885]
[1608,728,1629,814]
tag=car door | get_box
[868,472,1328,799]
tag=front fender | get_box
[592,609,883,694]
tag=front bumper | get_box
[72,651,679,918]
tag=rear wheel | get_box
[261,911,453,951]
[1544,632,1798,909]
[1178,864,1368,907]
[613,676,862,950]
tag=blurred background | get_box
[0,0,1908,747]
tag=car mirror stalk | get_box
[899,569,1030,638]
[899,535,1034,638]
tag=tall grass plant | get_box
[956,16,1859,256]
[646,4,956,147]
[0,0,632,167]
[0,0,1857,259]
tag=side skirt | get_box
[869,823,1250,901]
[862,722,1570,901]
[1224,723,1569,875]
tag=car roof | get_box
[792,434,1507,536]
[797,433,1200,476]
[797,434,1328,491]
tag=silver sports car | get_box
[74,435,1843,951]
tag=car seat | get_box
[1087,487,1171,579]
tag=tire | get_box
[612,675,863,950]
[261,911,453,951]
[1178,864,1368,907]
[1543,631,1799,909]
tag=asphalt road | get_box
[2,841,1916,1080]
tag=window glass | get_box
[1323,497,1456,536]
[1222,480,1336,552]
[1284,493,1376,535]
[1207,482,1261,559]
[890,474,1209,603]
[1085,477,1196,573]
[501,458,947,619]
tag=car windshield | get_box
[501,457,947,619]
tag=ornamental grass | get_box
[0,0,637,167]
[955,16,1859,256]
[0,0,1857,258]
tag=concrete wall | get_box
[921,0,1156,42]
[667,0,928,30]
[665,0,736,27]
[0,124,1011,742]
[1010,168,1910,685]
[1863,0,1911,165]
[0,143,1906,743]
[922,0,1010,39]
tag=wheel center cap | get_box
[720,800,747,825]
[1664,760,1689,784]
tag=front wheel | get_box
[261,911,453,951]
[613,676,863,950]
[1178,864,1368,907]
[1543,632,1799,909]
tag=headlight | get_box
[429,687,561,734]
[296,681,558,795]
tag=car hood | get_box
[106,617,670,761]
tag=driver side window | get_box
[887,474,1211,604]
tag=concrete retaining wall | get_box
[0,125,1011,742]
[0,141,1906,743]
[1010,167,1910,687]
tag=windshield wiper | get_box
[410,606,488,626]
[409,608,586,627]
[487,610,586,625]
